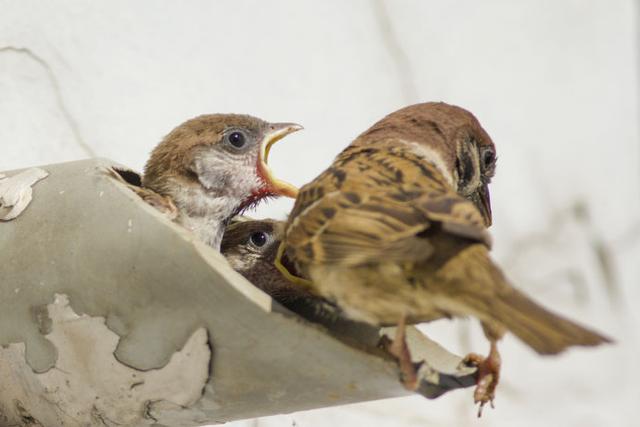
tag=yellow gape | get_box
[274,241,313,288]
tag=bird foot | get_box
[463,343,501,417]
[379,319,419,391]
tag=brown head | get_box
[356,102,497,226]
[221,219,311,302]
[142,114,301,216]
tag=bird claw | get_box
[463,345,501,418]
[474,372,496,417]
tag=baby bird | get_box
[141,114,301,249]
[220,218,378,340]
[221,218,311,303]
[276,102,611,415]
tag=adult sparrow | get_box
[276,102,611,415]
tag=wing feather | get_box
[285,143,490,268]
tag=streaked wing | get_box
[285,143,490,268]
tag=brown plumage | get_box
[220,218,347,327]
[277,102,611,414]
[106,167,179,219]
[137,114,301,249]
[221,218,312,303]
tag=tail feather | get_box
[485,286,612,355]
[437,244,612,355]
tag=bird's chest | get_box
[180,215,225,249]
[175,190,238,249]
[308,263,439,326]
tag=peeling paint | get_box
[30,305,52,335]
[0,294,211,426]
[0,159,475,424]
[0,167,48,221]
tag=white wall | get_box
[2,1,638,426]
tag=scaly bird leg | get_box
[384,315,419,390]
[463,340,501,417]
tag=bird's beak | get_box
[258,123,303,198]
[470,183,492,227]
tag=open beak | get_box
[258,122,303,198]
[470,183,492,227]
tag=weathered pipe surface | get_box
[0,159,475,426]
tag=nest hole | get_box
[113,167,142,187]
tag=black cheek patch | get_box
[456,147,475,190]
[462,154,474,184]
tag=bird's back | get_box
[284,139,491,276]
[283,140,612,350]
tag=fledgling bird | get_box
[276,102,611,415]
[220,218,373,337]
[221,218,312,303]
[141,114,301,249]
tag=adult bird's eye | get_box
[249,231,269,248]
[482,149,496,169]
[226,131,246,149]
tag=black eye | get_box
[226,131,246,149]
[249,231,269,248]
[482,149,496,169]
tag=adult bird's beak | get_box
[258,123,303,198]
[470,183,492,227]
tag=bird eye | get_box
[482,149,496,170]
[225,131,247,149]
[249,231,269,248]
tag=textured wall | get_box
[1,1,639,426]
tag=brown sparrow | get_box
[221,218,312,303]
[140,114,301,249]
[275,102,611,415]
[220,218,387,341]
